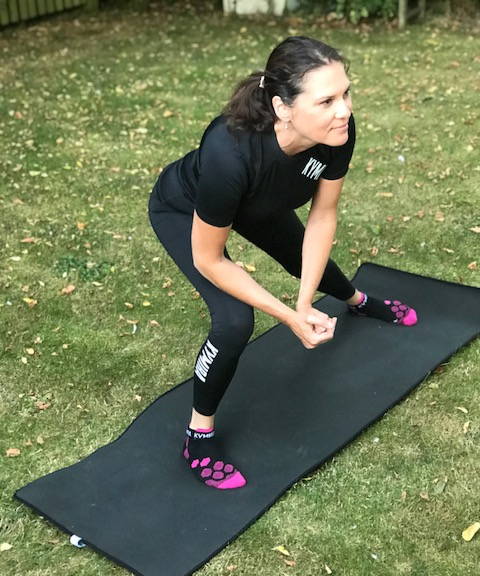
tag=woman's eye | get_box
[321,89,350,106]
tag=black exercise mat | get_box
[16,263,480,576]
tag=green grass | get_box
[1,3,479,575]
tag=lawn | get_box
[0,2,479,575]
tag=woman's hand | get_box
[287,305,337,349]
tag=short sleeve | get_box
[195,125,249,228]
[321,114,356,181]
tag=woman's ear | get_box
[271,95,291,123]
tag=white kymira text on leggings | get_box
[194,339,219,383]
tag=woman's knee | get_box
[211,304,254,350]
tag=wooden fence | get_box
[0,0,98,27]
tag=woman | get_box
[148,36,417,491]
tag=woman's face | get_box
[286,61,352,149]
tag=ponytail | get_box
[223,70,276,133]
[223,36,349,133]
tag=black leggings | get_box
[148,181,355,417]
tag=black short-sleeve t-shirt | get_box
[157,114,356,229]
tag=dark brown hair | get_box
[223,36,349,132]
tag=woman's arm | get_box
[191,210,335,349]
[296,177,345,311]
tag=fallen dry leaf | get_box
[467,261,477,270]
[23,297,38,308]
[325,564,333,574]
[61,284,76,295]
[6,448,21,457]
[0,543,13,552]
[455,406,468,414]
[76,221,87,231]
[35,401,51,411]
[469,226,480,234]
[272,545,291,557]
[462,522,480,542]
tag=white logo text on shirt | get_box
[302,157,327,180]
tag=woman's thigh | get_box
[234,212,304,278]
[148,200,254,332]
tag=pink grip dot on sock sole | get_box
[399,308,417,326]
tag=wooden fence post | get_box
[398,0,427,30]
[399,0,407,29]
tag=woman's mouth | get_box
[332,122,349,131]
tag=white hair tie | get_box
[259,75,265,89]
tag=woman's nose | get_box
[335,98,351,118]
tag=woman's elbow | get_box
[192,256,206,274]
[192,255,219,278]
